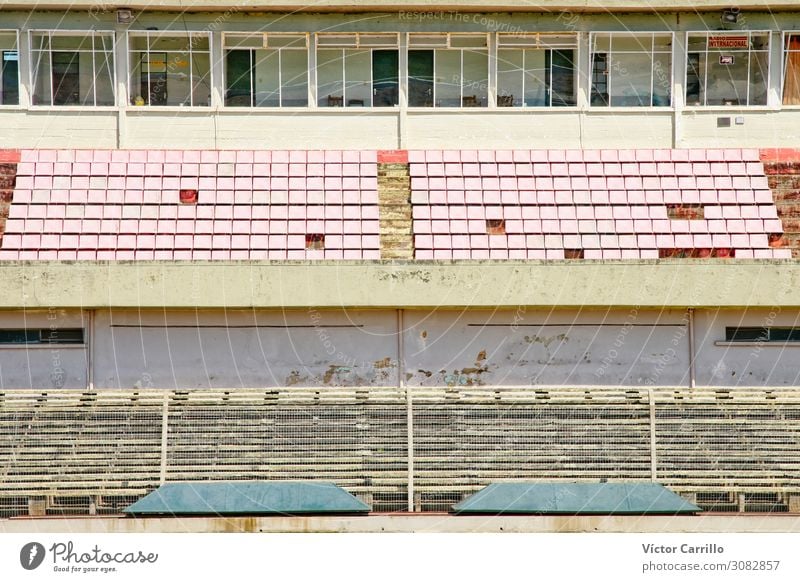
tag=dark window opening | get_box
[52,52,80,105]
[1,50,19,105]
[725,327,800,342]
[0,328,84,345]
[590,52,609,106]
[564,249,584,259]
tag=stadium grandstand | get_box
[1,0,800,532]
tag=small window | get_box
[305,233,325,249]
[0,328,84,344]
[128,31,211,107]
[0,31,19,105]
[30,31,115,106]
[686,32,769,106]
[486,219,505,234]
[725,327,800,342]
[590,33,672,107]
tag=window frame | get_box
[719,326,800,345]
[782,31,800,107]
[315,32,400,108]
[28,29,117,109]
[407,32,490,109]
[222,32,310,108]
[684,30,772,108]
[126,29,213,109]
[0,29,20,108]
[588,31,674,109]
[496,32,580,108]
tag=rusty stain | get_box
[405,373,413,381]
[417,369,432,377]
[421,330,427,339]
[286,371,302,386]
[373,357,394,369]
[476,350,487,362]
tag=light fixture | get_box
[721,7,740,24]
[116,8,134,24]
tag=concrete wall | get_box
[694,308,800,386]
[0,306,793,389]
[1,10,800,149]
[0,309,87,389]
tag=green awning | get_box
[452,482,701,515]
[124,481,371,516]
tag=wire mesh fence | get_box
[1,387,799,515]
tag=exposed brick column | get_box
[761,149,800,258]
[0,150,20,244]
[377,150,413,260]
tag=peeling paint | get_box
[373,357,394,369]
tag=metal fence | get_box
[1,386,799,515]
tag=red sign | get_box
[708,36,749,49]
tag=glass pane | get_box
[129,35,149,51]
[726,327,767,341]
[254,49,280,107]
[31,33,49,51]
[409,34,447,48]
[652,52,671,106]
[0,32,16,51]
[434,50,461,107]
[280,49,308,106]
[95,49,115,105]
[191,51,211,106]
[784,34,800,105]
[225,34,262,49]
[372,49,398,107]
[149,35,191,51]
[32,48,52,105]
[653,34,672,52]
[611,35,651,52]
[359,34,397,47]
[749,50,768,105]
[129,52,143,105]
[317,49,344,106]
[268,34,306,48]
[226,50,252,106]
[344,49,370,106]
[450,35,486,48]
[51,35,92,50]
[408,49,433,107]
[686,52,702,105]
[1,47,20,105]
[551,49,576,107]
[317,34,357,47]
[497,49,523,106]
[461,49,488,107]
[52,52,80,105]
[609,52,652,106]
[524,49,547,106]
[706,50,749,105]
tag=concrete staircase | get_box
[377,161,414,260]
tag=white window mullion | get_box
[91,34,97,106]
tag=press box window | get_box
[128,31,211,107]
[30,31,115,106]
[0,328,85,345]
[784,33,800,105]
[685,32,769,107]
[496,33,577,107]
[224,33,308,107]
[0,31,19,105]
[590,33,672,107]
[317,33,399,107]
[725,327,800,342]
[408,33,488,108]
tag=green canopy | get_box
[452,482,701,515]
[124,481,370,516]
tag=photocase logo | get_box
[20,542,46,570]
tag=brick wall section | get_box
[0,151,20,243]
[377,151,413,259]
[761,149,800,258]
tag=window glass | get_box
[0,32,19,105]
[686,32,769,106]
[784,34,800,105]
[128,32,211,107]
[592,33,672,107]
[31,31,115,106]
